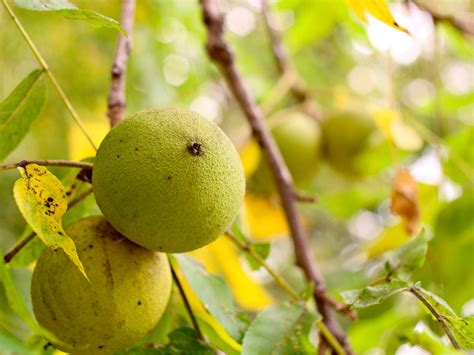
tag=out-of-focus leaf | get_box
[415,287,474,349]
[373,109,423,151]
[435,191,474,240]
[408,325,459,355]
[0,248,58,343]
[118,327,215,355]
[174,255,249,342]
[0,326,36,354]
[341,279,408,308]
[190,235,274,312]
[347,0,408,33]
[239,139,261,178]
[242,302,319,355]
[14,0,125,35]
[391,169,420,235]
[13,164,87,278]
[0,69,45,161]
[242,194,288,240]
[7,227,42,269]
[443,126,474,185]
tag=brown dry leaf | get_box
[391,169,420,235]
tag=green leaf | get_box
[0,326,37,354]
[119,327,215,354]
[174,255,249,342]
[245,243,271,271]
[415,288,474,349]
[384,230,430,280]
[0,69,45,162]
[341,279,408,309]
[14,0,125,35]
[13,164,87,278]
[0,248,58,344]
[242,302,319,355]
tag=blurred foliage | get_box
[0,0,473,354]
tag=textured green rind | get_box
[31,216,172,354]
[321,112,375,175]
[248,111,321,195]
[92,107,245,253]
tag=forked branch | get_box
[199,0,352,352]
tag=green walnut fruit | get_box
[31,216,172,354]
[321,112,375,175]
[92,107,245,253]
[248,110,322,195]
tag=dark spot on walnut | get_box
[188,142,203,156]
[98,345,105,349]
[135,147,139,151]
[167,176,172,180]
[89,245,93,248]
[47,197,54,202]
[137,301,142,305]
[117,155,120,159]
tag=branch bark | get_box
[107,0,136,127]
[260,0,320,119]
[199,1,352,353]
[0,160,93,171]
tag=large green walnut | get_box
[31,216,172,354]
[92,107,245,253]
[321,112,376,175]
[248,110,322,195]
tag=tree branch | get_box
[107,0,136,127]
[409,286,461,349]
[0,160,93,171]
[199,1,352,353]
[260,0,320,119]
[411,0,474,36]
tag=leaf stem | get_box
[3,187,93,263]
[1,0,97,150]
[169,259,204,341]
[409,286,461,349]
[0,160,93,171]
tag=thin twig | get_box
[225,232,345,354]
[169,260,204,340]
[3,187,93,263]
[199,1,352,353]
[107,0,136,127]
[1,0,97,150]
[225,232,300,301]
[409,286,461,349]
[260,0,320,119]
[411,0,474,36]
[0,160,93,171]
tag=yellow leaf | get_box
[68,120,109,160]
[190,237,274,312]
[347,0,409,33]
[239,139,261,178]
[13,164,87,279]
[241,193,289,241]
[365,223,410,258]
[373,109,422,151]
